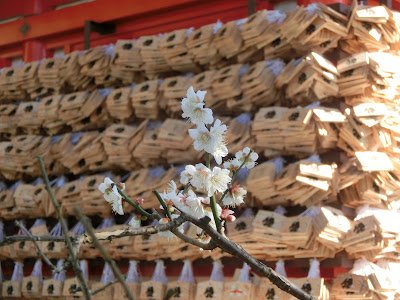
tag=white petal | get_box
[243,147,251,154]
[250,152,259,161]
[246,161,255,169]
[98,183,107,193]
[196,90,207,102]
[186,86,195,99]
[104,177,113,185]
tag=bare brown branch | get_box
[14,220,59,272]
[74,206,135,300]
[38,155,92,300]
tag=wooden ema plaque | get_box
[42,279,63,297]
[63,277,86,299]
[139,281,166,300]
[256,278,287,299]
[114,282,141,300]
[166,281,195,300]
[196,281,224,300]
[22,276,42,298]
[287,278,326,300]
[223,281,253,299]
[2,281,22,298]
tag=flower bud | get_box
[226,215,236,222]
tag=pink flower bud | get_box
[135,198,144,205]
[226,215,236,222]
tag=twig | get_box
[74,276,126,296]
[150,208,216,250]
[0,216,188,246]
[91,277,124,296]
[38,155,92,300]
[153,190,172,220]
[0,234,65,247]
[14,220,59,273]
[179,211,316,300]
[74,206,135,300]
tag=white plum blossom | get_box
[235,147,259,169]
[222,184,247,207]
[128,215,141,228]
[182,87,213,125]
[223,158,241,171]
[157,214,184,239]
[183,190,205,219]
[180,164,210,191]
[98,177,124,215]
[207,167,231,196]
[188,119,228,165]
[189,124,217,152]
[160,180,184,210]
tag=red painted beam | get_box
[0,0,211,47]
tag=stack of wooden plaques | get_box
[0,189,15,220]
[157,119,197,163]
[71,89,109,132]
[15,101,42,134]
[275,159,338,207]
[312,107,346,150]
[79,45,115,87]
[111,39,142,84]
[0,66,26,101]
[280,3,348,56]
[60,51,92,90]
[189,70,216,103]
[240,60,283,108]
[159,76,191,116]
[230,210,331,260]
[345,3,398,53]
[131,80,161,119]
[13,183,47,219]
[337,52,372,98]
[38,58,64,93]
[211,64,243,110]
[80,175,112,216]
[252,106,316,154]
[331,273,372,299]
[136,35,170,78]
[276,52,339,105]
[226,114,252,154]
[58,91,91,126]
[102,124,139,170]
[313,206,352,251]
[78,132,110,173]
[213,21,244,60]
[0,103,18,137]
[0,135,52,179]
[19,61,43,99]
[160,29,198,73]
[261,12,292,60]
[247,162,280,206]
[343,215,385,259]
[60,131,102,175]
[186,23,222,67]
[58,179,83,216]
[106,86,134,121]
[37,94,65,135]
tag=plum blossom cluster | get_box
[98,86,258,241]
